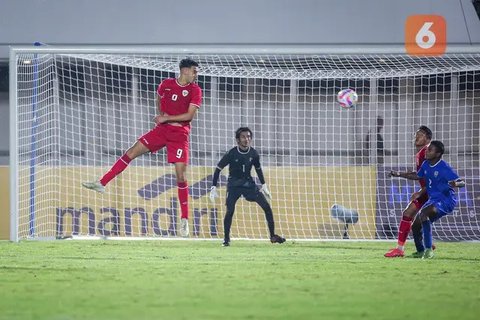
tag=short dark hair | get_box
[235,127,253,140]
[429,140,445,156]
[418,125,433,140]
[179,58,199,69]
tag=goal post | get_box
[9,45,480,241]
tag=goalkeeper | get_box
[209,127,286,246]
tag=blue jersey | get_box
[417,159,459,202]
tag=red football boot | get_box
[384,248,405,258]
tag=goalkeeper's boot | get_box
[270,234,286,244]
[422,248,435,259]
[82,181,105,194]
[222,239,230,247]
[410,251,425,259]
[384,248,404,258]
[180,218,189,237]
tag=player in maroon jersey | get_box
[82,58,202,237]
[384,125,433,258]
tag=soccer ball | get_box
[337,88,358,109]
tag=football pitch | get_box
[0,240,479,320]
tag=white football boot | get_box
[82,181,105,194]
[180,218,190,237]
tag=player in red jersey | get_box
[82,58,202,237]
[384,126,433,258]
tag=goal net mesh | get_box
[12,50,480,240]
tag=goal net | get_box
[9,46,480,241]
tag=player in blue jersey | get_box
[412,141,465,258]
[209,127,286,246]
[385,125,433,258]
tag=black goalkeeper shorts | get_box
[226,185,260,203]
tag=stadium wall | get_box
[0,0,479,60]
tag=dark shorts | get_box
[421,197,457,222]
[226,185,260,203]
[224,184,271,214]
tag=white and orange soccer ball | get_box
[337,88,358,109]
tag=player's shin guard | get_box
[100,154,132,186]
[177,181,189,219]
[422,220,433,249]
[397,215,413,246]
[411,221,425,252]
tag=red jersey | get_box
[415,145,428,188]
[157,78,202,128]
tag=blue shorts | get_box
[421,197,457,222]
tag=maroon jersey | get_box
[157,78,202,128]
[416,145,428,188]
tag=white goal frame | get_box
[9,44,480,242]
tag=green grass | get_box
[0,240,479,320]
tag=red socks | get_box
[99,154,189,221]
[177,181,189,219]
[100,154,132,186]
[397,215,413,246]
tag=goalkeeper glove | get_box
[260,184,272,202]
[209,186,218,204]
[390,170,401,177]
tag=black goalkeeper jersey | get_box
[215,146,265,188]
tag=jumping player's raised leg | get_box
[82,140,150,193]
